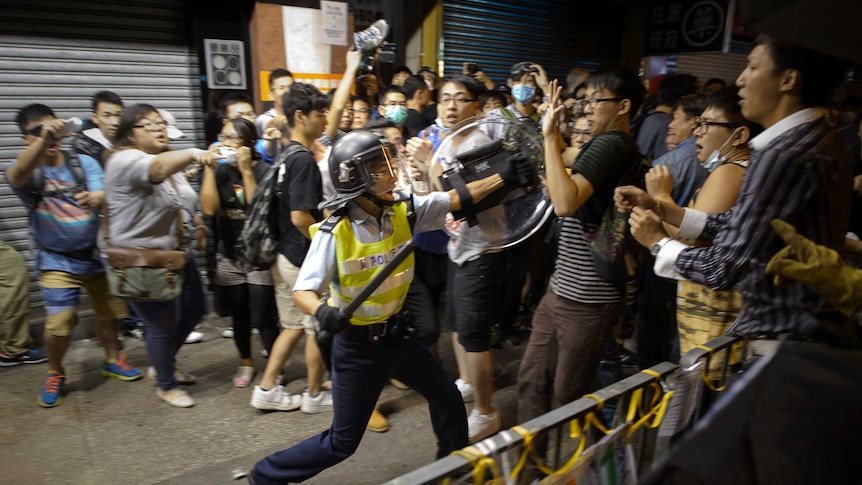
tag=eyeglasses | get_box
[693,119,741,135]
[24,125,43,137]
[218,133,242,142]
[133,120,168,131]
[439,97,477,106]
[585,97,624,109]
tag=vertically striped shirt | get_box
[656,109,853,339]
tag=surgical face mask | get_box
[511,84,536,104]
[702,128,740,172]
[384,105,408,126]
[219,146,238,166]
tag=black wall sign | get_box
[645,0,734,55]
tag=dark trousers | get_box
[253,326,468,484]
[517,290,625,458]
[403,247,448,346]
[636,266,679,369]
[221,283,279,359]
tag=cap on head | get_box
[158,109,186,140]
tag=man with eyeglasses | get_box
[634,93,708,369]
[622,35,855,355]
[405,74,510,443]
[255,68,294,138]
[517,65,645,472]
[6,103,142,407]
[71,91,124,166]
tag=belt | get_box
[346,320,391,342]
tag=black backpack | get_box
[578,133,651,285]
[29,150,87,204]
[235,144,310,271]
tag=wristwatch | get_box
[650,236,672,257]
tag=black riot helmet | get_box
[322,130,398,209]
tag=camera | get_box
[466,62,479,75]
[379,43,396,64]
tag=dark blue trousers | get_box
[253,326,468,484]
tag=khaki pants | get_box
[0,240,32,356]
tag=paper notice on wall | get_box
[321,1,348,46]
[283,6,331,73]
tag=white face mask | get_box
[702,128,740,172]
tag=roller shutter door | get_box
[0,0,202,318]
[673,40,752,87]
[442,0,623,83]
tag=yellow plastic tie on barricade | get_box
[692,345,729,391]
[582,393,605,409]
[700,366,727,392]
[509,426,556,478]
[448,446,500,485]
[629,389,674,432]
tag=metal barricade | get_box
[382,362,678,485]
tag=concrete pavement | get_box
[0,314,526,485]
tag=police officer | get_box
[249,130,535,484]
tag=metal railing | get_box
[383,336,746,485]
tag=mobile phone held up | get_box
[466,62,479,75]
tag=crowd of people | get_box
[1,33,860,485]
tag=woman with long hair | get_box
[199,117,278,387]
[104,104,211,408]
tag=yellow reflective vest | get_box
[312,202,415,326]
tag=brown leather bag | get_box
[104,177,188,301]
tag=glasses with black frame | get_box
[693,119,741,135]
[584,96,624,109]
[133,120,168,132]
[438,96,477,106]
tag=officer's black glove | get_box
[314,304,349,340]
[500,155,538,187]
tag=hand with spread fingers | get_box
[766,219,862,317]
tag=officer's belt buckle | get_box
[367,322,388,342]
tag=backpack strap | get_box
[28,151,88,204]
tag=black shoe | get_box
[0,348,48,366]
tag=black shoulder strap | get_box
[28,151,87,203]
[275,143,311,166]
[318,206,348,233]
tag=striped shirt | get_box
[550,131,641,303]
[656,109,854,339]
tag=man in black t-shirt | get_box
[516,65,645,468]
[250,83,332,414]
[402,75,432,139]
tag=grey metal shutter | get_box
[0,0,202,316]
[442,0,619,83]
[673,40,752,87]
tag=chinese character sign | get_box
[321,1,348,46]
[644,0,733,55]
[205,39,247,90]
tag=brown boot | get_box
[367,405,389,432]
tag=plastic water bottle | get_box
[55,117,83,138]
[353,19,389,52]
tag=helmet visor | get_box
[366,144,398,196]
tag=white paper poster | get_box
[321,1,348,46]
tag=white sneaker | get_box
[147,366,197,384]
[222,328,234,338]
[467,408,501,443]
[301,390,334,414]
[156,388,195,408]
[455,378,475,403]
[184,331,204,344]
[250,385,301,411]
[261,349,269,358]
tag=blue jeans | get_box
[253,326,468,484]
[130,260,205,391]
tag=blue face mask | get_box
[511,84,536,104]
[384,105,408,126]
[702,128,740,172]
